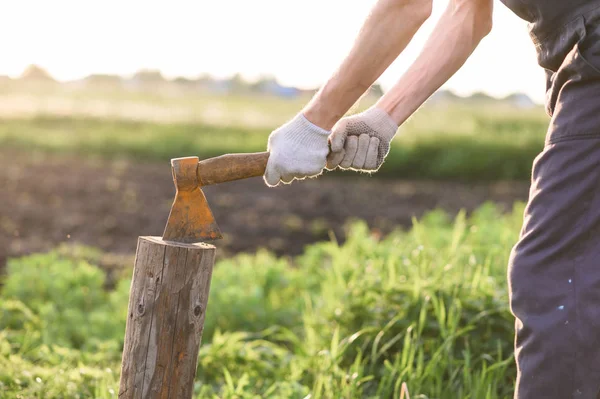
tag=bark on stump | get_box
[119,236,216,399]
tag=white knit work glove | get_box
[264,113,331,187]
[326,107,398,172]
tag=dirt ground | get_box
[0,150,530,270]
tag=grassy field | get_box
[0,203,524,398]
[1,85,534,397]
[0,102,548,180]
[0,81,314,128]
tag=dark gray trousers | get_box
[509,139,600,398]
[509,8,600,399]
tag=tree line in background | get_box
[1,64,383,100]
[0,64,537,106]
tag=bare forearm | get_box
[377,0,493,125]
[303,0,432,130]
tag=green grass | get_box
[0,203,524,398]
[0,81,313,128]
[0,102,548,180]
[0,81,550,180]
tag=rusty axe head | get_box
[162,157,222,243]
[162,151,270,243]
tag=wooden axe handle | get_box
[197,151,270,186]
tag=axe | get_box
[162,151,270,243]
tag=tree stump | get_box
[118,236,216,399]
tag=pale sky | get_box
[0,0,546,103]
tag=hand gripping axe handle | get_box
[162,152,270,243]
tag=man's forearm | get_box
[302,0,432,130]
[377,0,493,125]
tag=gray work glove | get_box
[326,107,398,172]
[264,113,331,187]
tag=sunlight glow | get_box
[0,0,545,102]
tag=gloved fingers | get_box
[263,162,282,187]
[281,162,324,183]
[280,172,296,184]
[290,156,327,176]
[326,148,345,170]
[340,135,358,169]
[351,134,370,170]
[279,165,315,184]
[363,137,380,171]
[290,172,311,182]
[329,119,349,153]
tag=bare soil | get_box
[0,150,530,270]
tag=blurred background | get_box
[0,1,554,397]
[0,0,543,267]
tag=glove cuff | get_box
[297,113,331,136]
[360,107,398,140]
[267,113,331,153]
[285,113,331,147]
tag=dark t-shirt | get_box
[500,0,600,40]
[500,0,600,141]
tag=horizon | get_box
[9,64,541,103]
[2,0,546,103]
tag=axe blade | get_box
[162,188,222,243]
[162,157,223,243]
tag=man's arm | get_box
[264,0,433,186]
[303,0,433,130]
[326,0,494,172]
[378,0,494,125]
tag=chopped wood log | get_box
[119,236,215,399]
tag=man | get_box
[263,0,600,397]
